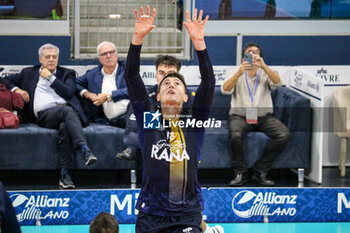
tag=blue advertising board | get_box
[9,188,350,225]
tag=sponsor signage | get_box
[289,68,323,100]
[0,65,286,86]
[10,190,140,225]
[205,188,350,223]
[298,66,350,85]
[9,188,350,225]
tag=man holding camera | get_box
[221,42,290,186]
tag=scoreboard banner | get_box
[9,188,350,225]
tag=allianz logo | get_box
[141,71,156,79]
[231,190,297,218]
[10,194,70,222]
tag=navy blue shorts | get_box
[135,211,202,233]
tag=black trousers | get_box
[136,211,202,233]
[37,105,87,169]
[228,114,290,173]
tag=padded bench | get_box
[0,86,312,184]
[0,123,136,170]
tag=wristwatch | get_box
[106,93,112,102]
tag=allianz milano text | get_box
[162,118,222,128]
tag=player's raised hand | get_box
[183,8,209,51]
[132,5,156,45]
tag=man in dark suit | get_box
[0,43,97,189]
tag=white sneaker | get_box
[211,225,224,233]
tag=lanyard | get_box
[244,69,260,103]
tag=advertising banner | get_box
[205,188,350,223]
[0,65,288,87]
[9,188,350,225]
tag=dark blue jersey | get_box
[125,44,215,217]
[0,182,21,233]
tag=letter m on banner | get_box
[110,194,133,215]
[338,193,350,213]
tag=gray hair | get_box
[38,43,60,57]
[97,41,117,55]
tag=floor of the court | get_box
[21,222,350,233]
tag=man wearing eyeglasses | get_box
[76,41,129,128]
[0,43,97,189]
[76,41,131,160]
[221,42,290,187]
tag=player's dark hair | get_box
[157,71,187,93]
[155,55,182,72]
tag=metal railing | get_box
[71,0,191,59]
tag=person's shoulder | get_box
[56,66,77,78]
[21,65,38,73]
[118,60,126,67]
[57,66,75,73]
[84,65,102,76]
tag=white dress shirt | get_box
[33,69,66,117]
[100,66,129,120]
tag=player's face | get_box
[98,43,118,70]
[156,65,178,84]
[157,77,188,106]
[39,48,59,73]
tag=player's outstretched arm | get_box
[131,5,156,45]
[183,8,209,51]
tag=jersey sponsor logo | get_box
[129,113,136,121]
[183,227,193,232]
[151,140,190,162]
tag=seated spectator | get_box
[0,182,21,233]
[0,43,97,189]
[89,212,119,233]
[76,41,131,155]
[221,42,290,186]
